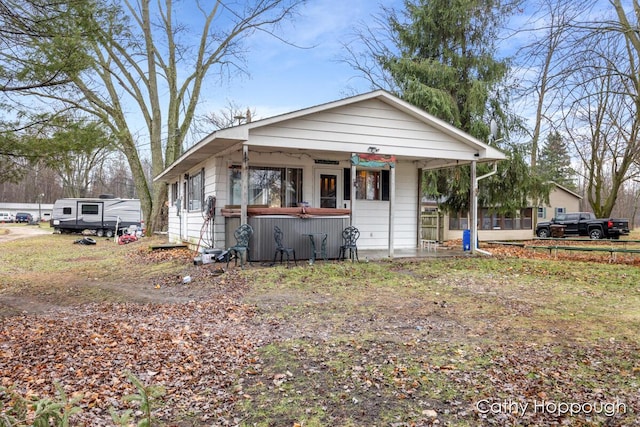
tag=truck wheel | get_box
[96,229,104,237]
[589,228,603,239]
[105,229,114,238]
[537,228,549,238]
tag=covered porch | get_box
[154,91,506,258]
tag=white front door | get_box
[314,168,343,209]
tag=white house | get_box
[154,90,505,260]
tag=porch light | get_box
[367,146,379,154]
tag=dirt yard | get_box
[1,230,639,426]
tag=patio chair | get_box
[226,224,253,268]
[272,226,297,267]
[338,226,360,262]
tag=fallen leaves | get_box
[486,240,640,266]
[0,288,268,424]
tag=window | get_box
[449,208,533,230]
[170,182,179,205]
[537,207,545,218]
[555,207,566,216]
[188,169,204,211]
[229,166,303,207]
[63,207,72,215]
[356,170,379,200]
[343,169,390,201]
[81,204,99,215]
[449,210,469,230]
[565,213,579,221]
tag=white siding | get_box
[352,161,419,250]
[163,93,494,250]
[249,99,474,158]
[166,153,421,251]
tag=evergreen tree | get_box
[538,131,576,191]
[371,0,551,214]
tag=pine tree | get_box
[375,0,550,214]
[538,131,577,191]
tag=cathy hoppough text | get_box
[475,399,627,418]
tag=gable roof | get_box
[552,182,582,199]
[155,90,505,182]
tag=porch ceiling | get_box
[245,144,493,171]
[156,137,242,181]
[156,139,497,182]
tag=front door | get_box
[315,169,342,209]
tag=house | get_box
[154,90,506,260]
[422,182,583,242]
[536,183,582,222]
[0,202,54,222]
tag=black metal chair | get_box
[339,226,360,262]
[272,226,297,267]
[226,224,253,268]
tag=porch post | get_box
[241,145,249,225]
[388,163,396,258]
[350,155,356,226]
[470,160,477,255]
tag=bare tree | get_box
[4,0,304,233]
[511,0,584,168]
[200,100,257,131]
[561,29,640,217]
[514,0,640,218]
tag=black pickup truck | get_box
[536,212,630,239]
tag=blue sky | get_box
[202,0,404,120]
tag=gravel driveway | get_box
[0,225,51,243]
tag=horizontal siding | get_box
[166,155,423,252]
[250,99,471,154]
[353,161,418,250]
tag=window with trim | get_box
[188,169,204,211]
[170,182,179,206]
[537,207,545,218]
[555,207,566,216]
[229,166,303,207]
[343,168,389,201]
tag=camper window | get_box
[82,204,99,215]
[63,207,72,214]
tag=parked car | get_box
[15,212,33,223]
[0,212,14,223]
[536,212,629,239]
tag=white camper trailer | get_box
[50,197,142,237]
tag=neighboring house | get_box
[0,202,54,222]
[536,183,582,222]
[154,90,505,260]
[423,183,582,241]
